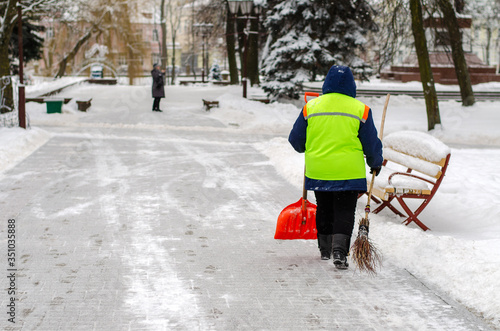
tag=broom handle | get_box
[378,94,390,141]
[365,94,390,218]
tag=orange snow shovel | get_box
[274,92,319,240]
[274,174,318,240]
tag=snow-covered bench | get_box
[202,99,219,111]
[371,131,451,231]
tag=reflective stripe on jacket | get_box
[303,93,369,181]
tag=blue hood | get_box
[322,65,356,98]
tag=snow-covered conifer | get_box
[261,0,377,98]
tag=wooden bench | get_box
[179,80,200,85]
[370,131,451,231]
[250,95,271,104]
[212,81,231,86]
[76,98,92,112]
[202,99,219,111]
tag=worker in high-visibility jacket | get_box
[289,65,383,269]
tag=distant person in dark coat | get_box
[151,63,165,112]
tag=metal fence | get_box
[301,84,500,101]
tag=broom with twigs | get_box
[351,93,390,275]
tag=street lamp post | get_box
[227,0,261,99]
[194,23,213,83]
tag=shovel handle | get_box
[304,92,320,104]
[301,93,319,222]
[301,93,319,201]
[302,169,307,222]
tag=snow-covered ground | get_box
[0,127,52,175]
[2,77,500,328]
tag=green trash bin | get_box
[45,98,63,114]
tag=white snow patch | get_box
[0,126,52,174]
[208,93,299,134]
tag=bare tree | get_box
[113,0,144,85]
[197,0,235,81]
[368,0,413,74]
[160,0,167,68]
[436,0,475,106]
[247,9,260,86]
[55,14,105,78]
[167,0,186,84]
[469,0,500,66]
[225,3,238,84]
[52,0,145,84]
[410,0,441,130]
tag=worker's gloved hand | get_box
[370,166,382,176]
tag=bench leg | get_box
[396,196,430,231]
[372,196,406,217]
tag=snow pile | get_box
[0,127,52,174]
[369,219,500,326]
[383,148,442,177]
[209,93,299,134]
[26,100,82,126]
[383,130,451,163]
[362,95,500,147]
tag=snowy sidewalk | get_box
[1,84,494,330]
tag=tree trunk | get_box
[160,0,168,68]
[225,8,239,84]
[0,0,20,112]
[190,1,196,79]
[247,16,259,86]
[236,17,245,72]
[128,46,135,85]
[485,27,491,66]
[437,0,475,106]
[55,28,95,78]
[0,43,13,113]
[171,35,176,84]
[410,0,441,131]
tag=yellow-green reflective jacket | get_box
[303,93,370,181]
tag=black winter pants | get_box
[153,97,161,110]
[314,190,358,236]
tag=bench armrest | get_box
[388,172,435,187]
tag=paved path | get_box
[1,85,492,330]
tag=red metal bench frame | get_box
[371,153,451,231]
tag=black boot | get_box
[332,234,350,269]
[317,234,333,260]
